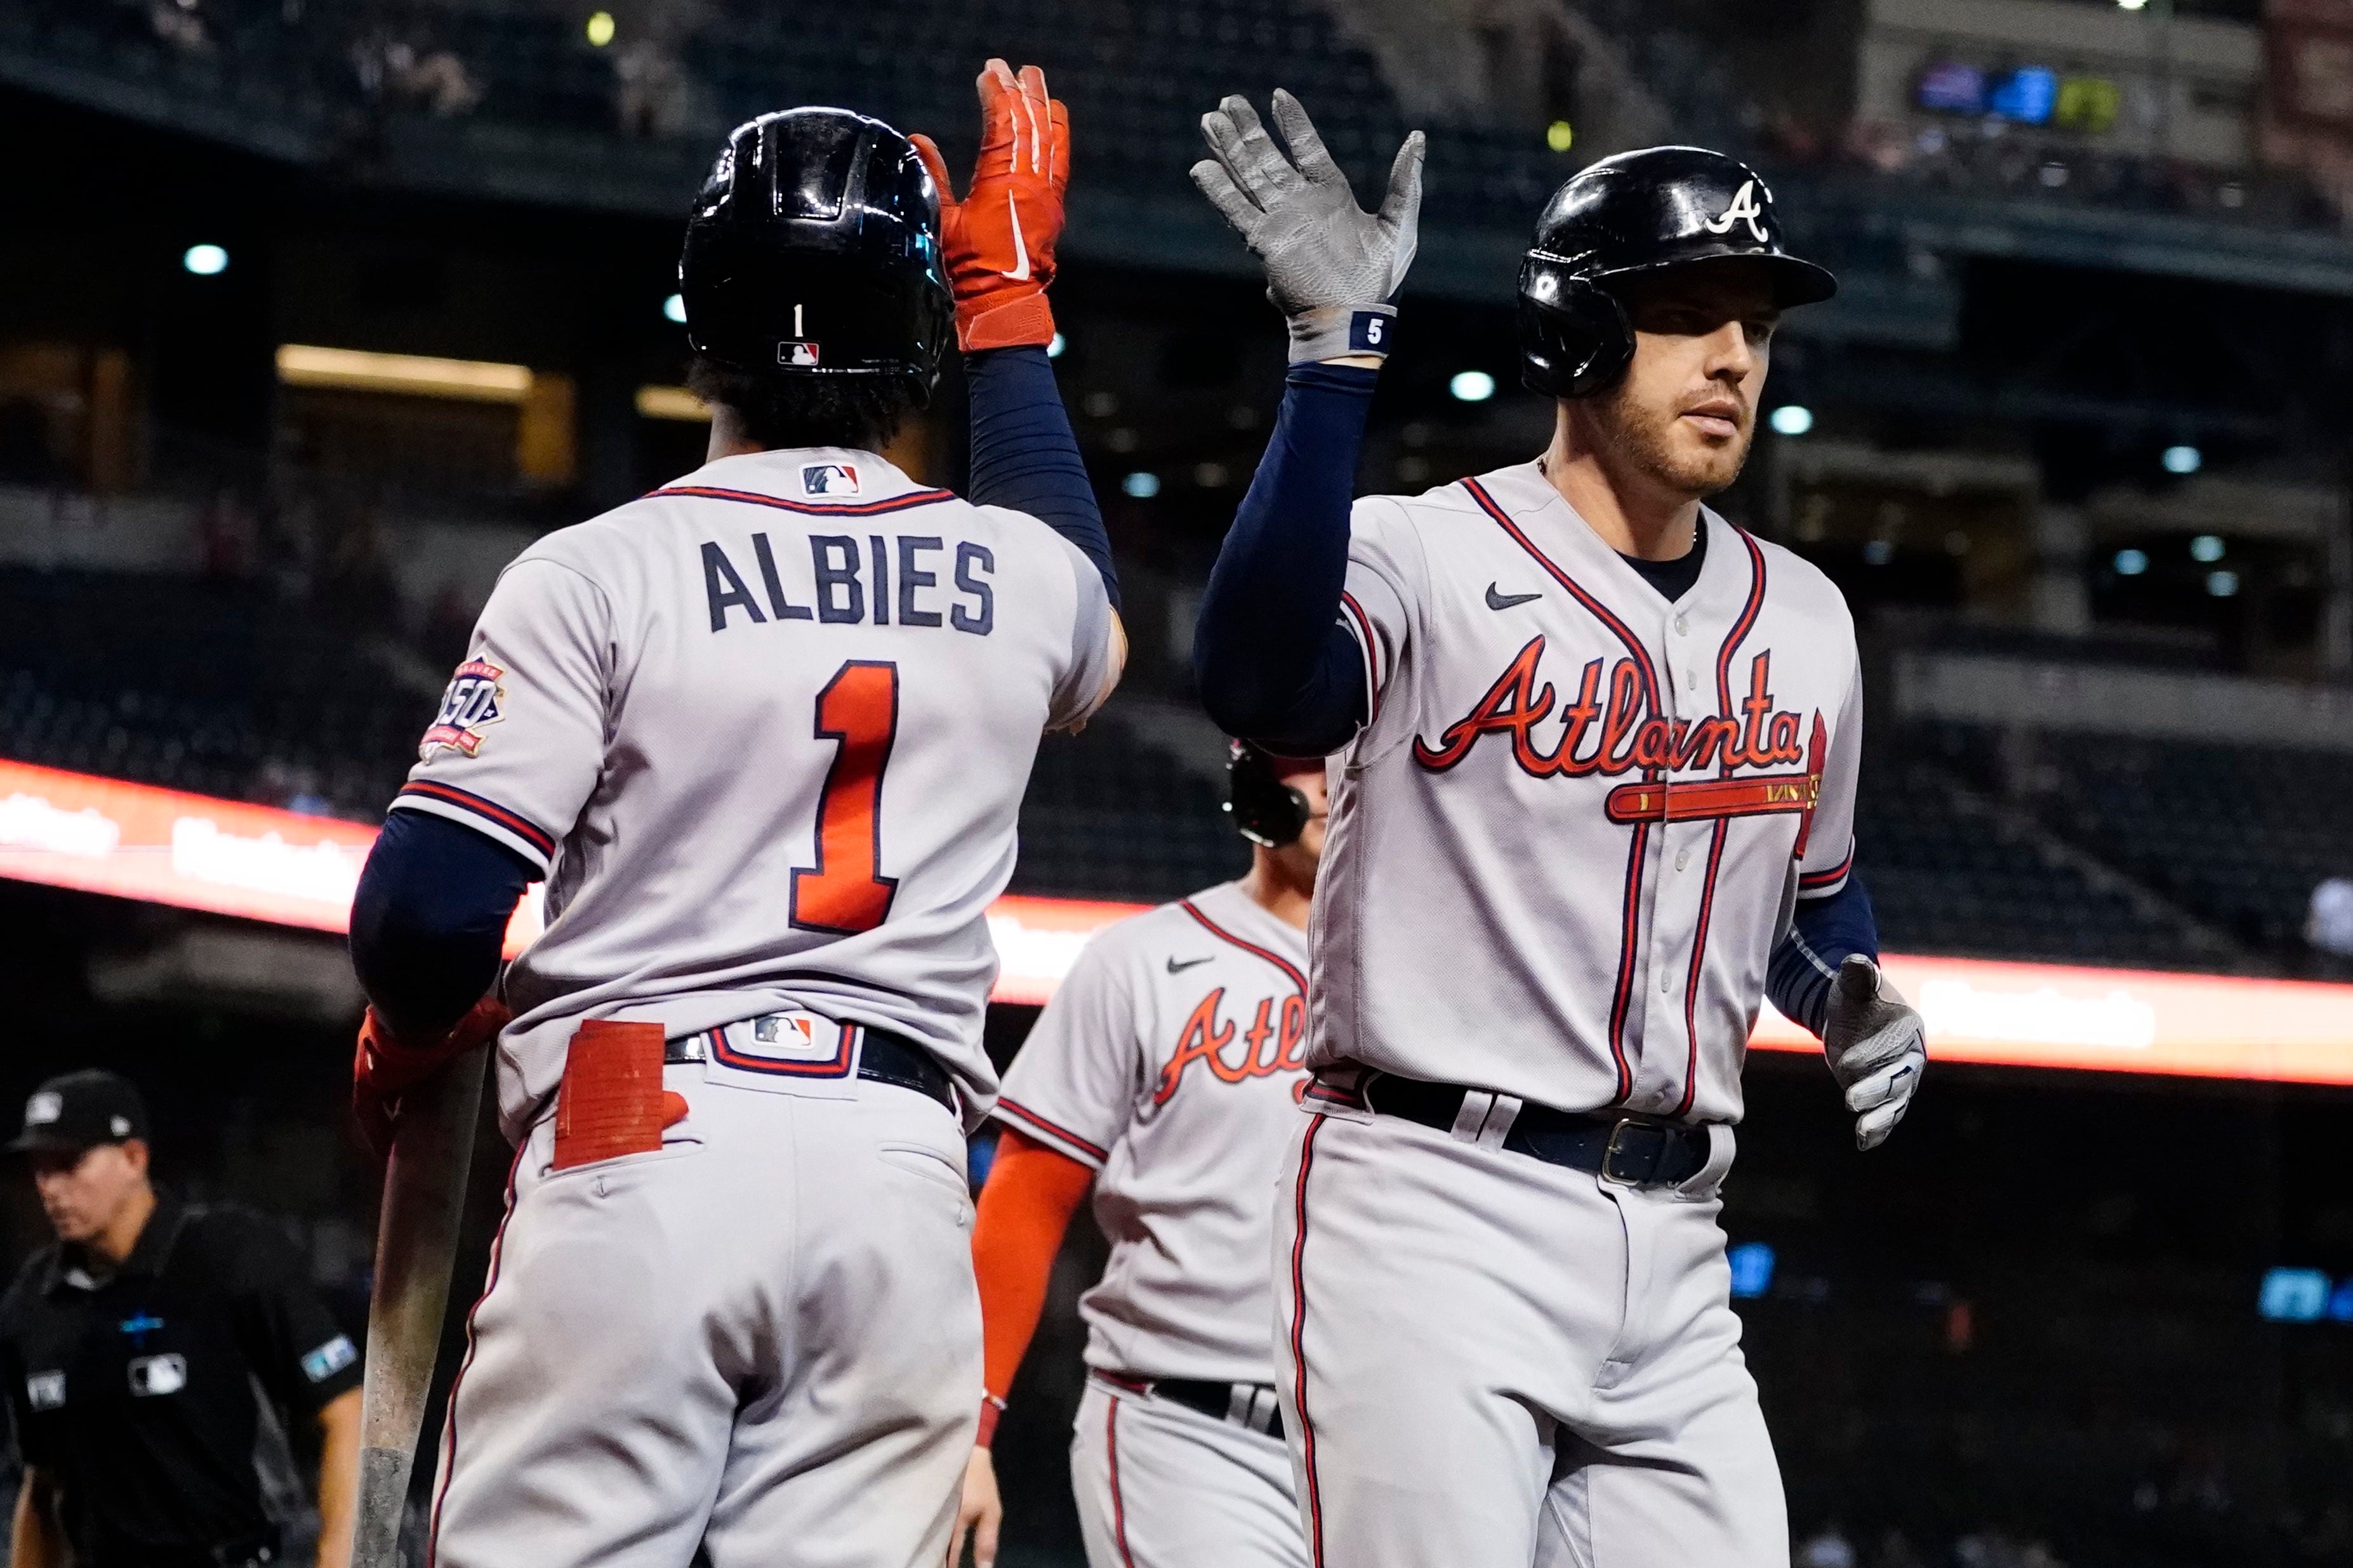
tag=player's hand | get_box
[910,60,1069,353]
[1822,956,1925,1151]
[1191,90,1423,364]
[948,1444,1003,1567]
[352,995,510,1159]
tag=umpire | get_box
[0,1070,362,1567]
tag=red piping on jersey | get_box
[425,1135,529,1568]
[647,483,957,517]
[1462,475,1659,1100]
[1338,591,1382,725]
[1459,478,1659,704]
[1177,899,1308,996]
[1287,1113,1329,1568]
[1105,1395,1140,1568]
[994,1097,1111,1163]
[1800,839,1854,891]
[397,781,557,859]
[1677,528,1770,1118]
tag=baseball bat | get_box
[350,1041,492,1568]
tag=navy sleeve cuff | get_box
[1767,871,1880,1039]
[350,810,533,1038]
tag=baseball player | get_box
[950,743,1327,1568]
[345,65,1124,1567]
[1185,95,1928,1567]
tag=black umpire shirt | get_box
[0,1192,362,1563]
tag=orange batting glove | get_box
[910,58,1070,352]
[352,994,509,1159]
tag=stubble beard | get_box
[1593,379,1754,500]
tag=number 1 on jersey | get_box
[790,660,901,935]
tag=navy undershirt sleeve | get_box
[1191,362,1377,754]
[964,345,1118,607]
[350,809,533,1039]
[1767,870,1881,1039]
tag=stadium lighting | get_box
[1546,120,1574,154]
[1047,332,1066,359]
[1121,471,1161,499]
[1728,1243,1776,1299]
[2206,570,2239,598]
[1768,404,1814,437]
[2117,0,2149,10]
[1449,370,1496,403]
[635,385,709,422]
[662,293,686,324]
[585,11,616,46]
[2190,534,2224,562]
[182,244,229,276]
[275,345,533,402]
[2162,444,2201,475]
[2112,548,2149,576]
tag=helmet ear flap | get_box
[1516,256,1634,400]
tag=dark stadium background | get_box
[1,0,2352,1564]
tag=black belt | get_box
[1104,1373,1285,1439]
[665,1024,957,1114]
[1362,1072,1711,1188]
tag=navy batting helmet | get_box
[1516,147,1836,400]
[679,108,953,396]
[1225,741,1315,848]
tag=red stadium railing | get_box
[3,759,2349,1085]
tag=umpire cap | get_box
[1517,147,1836,400]
[679,107,954,396]
[9,1069,149,1155]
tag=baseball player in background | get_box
[951,744,1327,1568]
[1186,94,1929,1567]
[345,64,1123,1567]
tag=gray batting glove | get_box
[1190,91,1424,364]
[1822,956,1926,1151]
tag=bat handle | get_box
[352,1446,414,1564]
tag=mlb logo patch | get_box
[744,1013,829,1060]
[421,659,506,760]
[779,340,821,368]
[302,1334,358,1383]
[803,463,861,497]
[128,1354,187,1398]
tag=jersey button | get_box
[1676,847,1691,871]
[1674,614,1690,635]
[1659,970,1673,994]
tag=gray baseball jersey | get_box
[392,447,1117,1137]
[1313,459,1860,1124]
[993,880,1311,1386]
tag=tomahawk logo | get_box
[1703,180,1770,243]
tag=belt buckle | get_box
[1600,1117,1663,1185]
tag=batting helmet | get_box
[1224,741,1315,848]
[679,107,953,395]
[1516,147,1836,400]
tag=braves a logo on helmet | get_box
[1702,179,1772,244]
[420,659,506,760]
[802,463,861,496]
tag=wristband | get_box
[1287,304,1396,365]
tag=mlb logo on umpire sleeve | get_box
[128,1354,187,1397]
[802,463,861,497]
[302,1334,358,1383]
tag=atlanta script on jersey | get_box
[393,447,1118,1137]
[1313,459,1861,1124]
[995,882,1311,1386]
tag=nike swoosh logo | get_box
[1002,191,1031,281]
[1485,583,1541,610]
[1167,955,1215,974]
